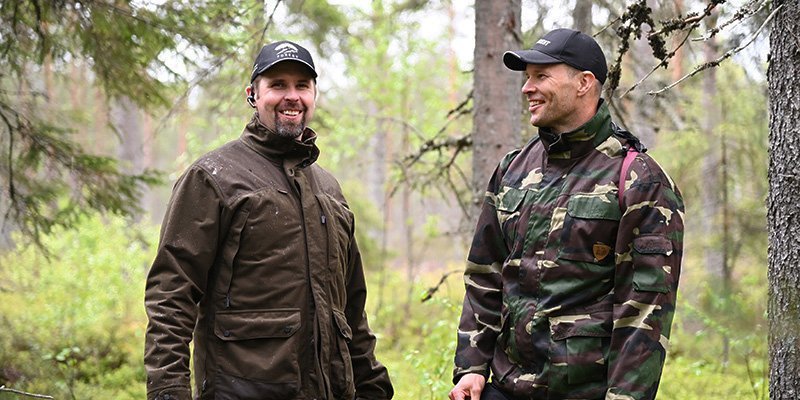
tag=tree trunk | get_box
[471,0,522,223]
[767,1,800,398]
[111,96,145,221]
[697,11,732,365]
[701,12,725,288]
[572,1,592,33]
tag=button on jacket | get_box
[144,116,393,400]
[453,101,684,400]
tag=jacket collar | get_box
[537,99,613,160]
[240,113,320,169]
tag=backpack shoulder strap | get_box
[611,122,646,210]
[619,147,638,210]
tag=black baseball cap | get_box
[250,40,317,83]
[503,28,607,84]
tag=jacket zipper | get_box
[292,171,330,399]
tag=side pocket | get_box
[330,309,356,399]
[632,235,673,293]
[212,308,301,399]
[548,308,611,398]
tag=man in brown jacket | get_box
[144,40,393,400]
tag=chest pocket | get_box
[316,194,353,263]
[495,186,527,249]
[315,194,354,308]
[557,195,620,264]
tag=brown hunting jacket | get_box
[144,116,393,400]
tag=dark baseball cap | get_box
[503,28,607,84]
[250,40,317,83]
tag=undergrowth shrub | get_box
[0,214,154,399]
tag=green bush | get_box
[0,214,154,399]
[367,268,463,400]
[0,215,769,400]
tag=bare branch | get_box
[420,269,463,302]
[618,29,694,98]
[401,133,472,167]
[595,15,622,36]
[647,0,724,39]
[447,89,473,119]
[648,4,782,96]
[0,385,55,399]
[693,0,768,42]
[444,167,471,218]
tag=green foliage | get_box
[2,111,162,250]
[367,268,463,399]
[0,0,248,249]
[312,0,473,218]
[284,0,349,53]
[339,179,388,270]
[645,62,769,400]
[0,214,155,399]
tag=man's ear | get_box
[245,85,256,108]
[576,71,596,97]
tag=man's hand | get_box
[449,373,486,400]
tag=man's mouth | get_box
[280,110,302,117]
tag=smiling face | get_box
[247,61,316,139]
[522,63,595,133]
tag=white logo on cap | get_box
[275,43,299,59]
[536,39,551,46]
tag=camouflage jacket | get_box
[453,101,684,400]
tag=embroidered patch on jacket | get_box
[593,243,612,262]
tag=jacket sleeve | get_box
[344,224,394,400]
[606,155,685,400]
[144,166,224,400]
[453,156,514,383]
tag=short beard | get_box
[273,111,306,139]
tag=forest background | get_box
[0,0,784,399]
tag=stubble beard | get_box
[273,112,306,139]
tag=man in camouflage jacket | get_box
[450,28,684,400]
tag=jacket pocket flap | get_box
[332,310,353,342]
[633,235,672,255]
[567,196,621,221]
[550,309,612,341]
[215,309,300,341]
[496,187,526,212]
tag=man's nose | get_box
[284,87,300,101]
[521,79,535,94]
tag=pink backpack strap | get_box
[619,147,638,210]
